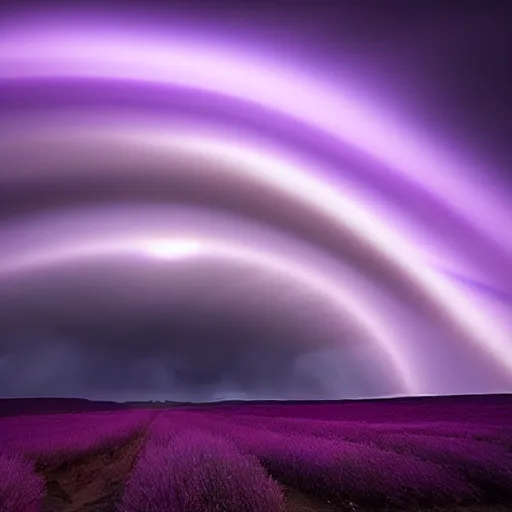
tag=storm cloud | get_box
[1,1,512,401]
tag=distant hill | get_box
[0,393,510,418]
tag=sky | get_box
[0,0,511,402]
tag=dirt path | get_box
[281,486,511,512]
[39,423,154,512]
[283,485,358,511]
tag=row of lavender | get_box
[120,406,512,511]
[119,413,285,511]
[0,410,153,512]
[1,399,511,511]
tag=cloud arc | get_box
[0,17,511,398]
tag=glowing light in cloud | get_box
[144,239,203,260]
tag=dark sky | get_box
[1,0,511,402]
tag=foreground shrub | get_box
[0,452,45,512]
[119,429,284,512]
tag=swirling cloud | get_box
[0,10,510,400]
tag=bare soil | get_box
[39,433,147,512]
[282,485,511,512]
[283,485,359,511]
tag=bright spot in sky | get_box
[143,239,203,259]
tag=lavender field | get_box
[0,395,511,512]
